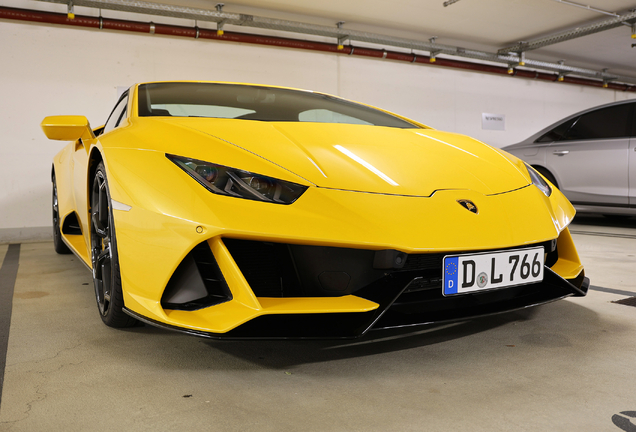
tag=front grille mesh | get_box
[401,253,444,272]
[221,239,558,299]
[223,239,285,297]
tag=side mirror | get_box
[41,115,95,141]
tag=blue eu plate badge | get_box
[444,256,459,295]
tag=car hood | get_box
[138,118,530,196]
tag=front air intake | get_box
[161,242,232,311]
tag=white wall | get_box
[1,5,634,242]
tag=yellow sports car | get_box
[42,81,588,338]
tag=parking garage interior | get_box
[1,1,636,431]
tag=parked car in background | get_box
[503,99,636,216]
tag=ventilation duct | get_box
[3,4,636,89]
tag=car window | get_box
[137,83,420,129]
[535,117,578,143]
[152,104,255,118]
[92,125,105,137]
[114,105,127,128]
[298,109,373,125]
[103,93,129,134]
[563,103,633,141]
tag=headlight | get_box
[525,163,552,197]
[167,154,308,204]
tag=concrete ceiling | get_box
[155,0,636,78]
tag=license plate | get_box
[443,246,544,296]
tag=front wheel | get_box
[90,162,137,328]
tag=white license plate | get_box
[443,246,544,296]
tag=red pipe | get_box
[2,6,634,92]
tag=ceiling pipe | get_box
[1,6,635,93]
[551,0,620,18]
[550,0,634,27]
[550,0,635,32]
[31,0,636,84]
[499,8,636,54]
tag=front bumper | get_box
[109,167,585,339]
[121,228,587,339]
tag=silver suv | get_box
[502,100,636,215]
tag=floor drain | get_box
[613,297,636,307]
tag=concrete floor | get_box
[0,216,635,432]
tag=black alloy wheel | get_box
[90,162,137,328]
[52,173,71,254]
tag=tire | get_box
[532,166,558,189]
[52,174,72,254]
[90,162,138,328]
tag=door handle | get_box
[553,150,569,156]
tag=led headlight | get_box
[168,154,308,204]
[525,163,552,197]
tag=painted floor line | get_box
[570,230,636,240]
[0,243,20,410]
[589,285,636,297]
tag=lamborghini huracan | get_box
[42,81,589,339]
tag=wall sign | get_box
[482,113,505,131]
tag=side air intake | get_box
[62,212,82,235]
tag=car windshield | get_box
[137,82,420,128]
